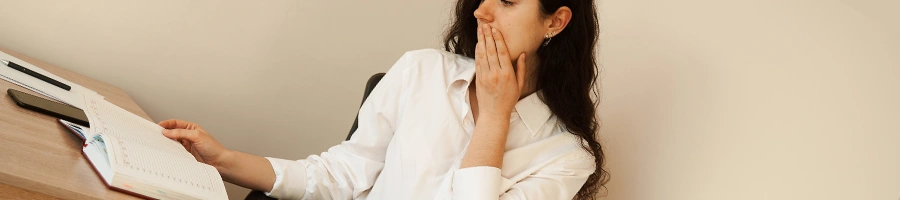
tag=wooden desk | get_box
[0,47,149,199]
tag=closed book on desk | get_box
[58,97,227,200]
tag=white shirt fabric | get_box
[264,49,595,200]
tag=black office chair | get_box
[245,73,386,200]
[345,73,386,140]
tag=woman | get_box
[160,0,608,199]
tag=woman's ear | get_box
[545,6,572,36]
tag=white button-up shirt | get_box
[265,49,595,200]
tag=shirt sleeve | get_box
[451,155,596,200]
[264,51,413,200]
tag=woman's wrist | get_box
[463,109,513,168]
[208,150,277,191]
[475,112,512,137]
[212,149,237,173]
[479,109,512,120]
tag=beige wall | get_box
[0,0,897,199]
[599,0,899,199]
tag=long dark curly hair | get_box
[443,0,608,199]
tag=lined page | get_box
[116,138,227,196]
[82,96,192,160]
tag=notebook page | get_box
[114,138,227,198]
[82,96,193,161]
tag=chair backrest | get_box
[244,72,386,200]
[346,73,386,141]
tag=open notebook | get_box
[58,96,227,200]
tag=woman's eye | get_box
[500,0,514,6]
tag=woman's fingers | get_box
[473,24,524,119]
[475,26,487,80]
[483,24,501,72]
[516,53,527,91]
[180,139,192,152]
[490,27,515,73]
[162,129,200,142]
[158,119,200,130]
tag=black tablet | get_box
[7,88,90,127]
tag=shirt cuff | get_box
[264,157,308,199]
[452,166,511,199]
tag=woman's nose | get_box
[473,1,493,22]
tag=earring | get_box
[542,31,556,47]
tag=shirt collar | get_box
[447,64,553,137]
[446,63,476,93]
[514,92,552,136]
